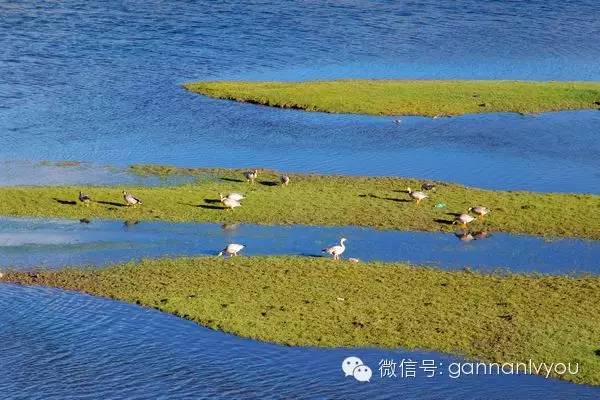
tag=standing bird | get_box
[220,194,241,210]
[406,188,428,204]
[221,192,245,202]
[78,191,91,206]
[469,206,490,219]
[322,238,347,260]
[421,182,436,192]
[280,174,290,186]
[123,191,142,206]
[453,213,476,228]
[218,243,245,257]
[245,169,258,184]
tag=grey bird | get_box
[421,182,436,192]
[406,187,428,204]
[78,191,91,205]
[469,206,490,219]
[453,213,476,228]
[123,191,142,206]
[245,169,258,184]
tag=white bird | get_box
[123,191,142,206]
[280,175,290,186]
[406,187,428,204]
[245,169,258,184]
[454,213,476,227]
[220,195,241,210]
[322,238,347,260]
[218,243,245,257]
[469,206,490,219]
[221,192,245,202]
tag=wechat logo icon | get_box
[342,356,372,383]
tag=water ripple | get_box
[0,284,598,399]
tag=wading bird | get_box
[469,206,490,219]
[220,194,241,210]
[322,238,347,260]
[245,169,258,184]
[218,243,245,257]
[453,213,476,228]
[123,191,142,206]
[406,188,428,204]
[280,174,290,186]
[78,191,91,205]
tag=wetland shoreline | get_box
[2,255,599,385]
[0,166,597,240]
[184,80,600,117]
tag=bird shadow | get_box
[258,180,278,187]
[96,200,126,207]
[434,218,455,226]
[299,253,325,258]
[177,201,201,208]
[220,177,244,183]
[199,204,226,210]
[362,194,410,203]
[203,198,221,204]
[53,198,77,206]
[445,212,462,217]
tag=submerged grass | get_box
[3,256,600,385]
[0,166,598,239]
[183,79,600,117]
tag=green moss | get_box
[0,166,598,239]
[3,256,600,385]
[183,79,600,117]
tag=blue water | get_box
[0,284,597,400]
[1,217,598,275]
[1,1,600,192]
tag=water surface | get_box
[0,284,597,400]
[2,1,600,192]
[1,217,598,275]
[0,160,194,186]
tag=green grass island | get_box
[2,256,599,385]
[0,166,598,239]
[183,79,600,117]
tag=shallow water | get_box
[1,217,598,275]
[2,1,600,192]
[0,160,194,186]
[0,284,597,400]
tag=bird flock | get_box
[407,183,491,228]
[74,170,492,261]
